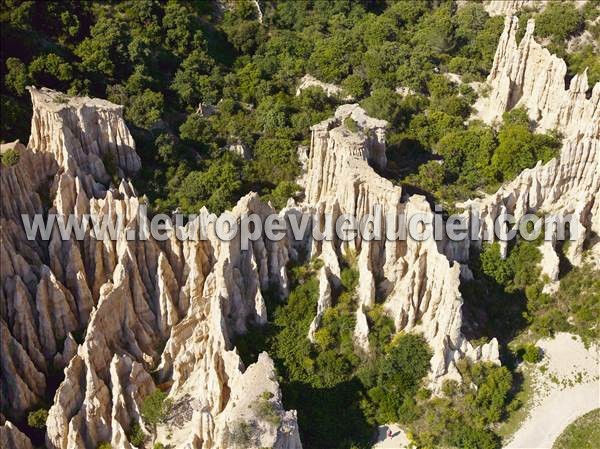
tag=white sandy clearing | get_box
[373,424,410,448]
[504,333,600,449]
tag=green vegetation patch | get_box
[1,147,20,166]
[27,408,48,429]
[553,408,600,449]
[236,254,514,449]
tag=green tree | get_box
[162,1,196,57]
[128,422,145,447]
[247,136,299,187]
[360,334,431,424]
[4,57,28,95]
[492,119,560,182]
[535,2,584,42]
[263,181,300,210]
[308,34,355,83]
[28,53,73,88]
[178,113,219,155]
[360,88,403,126]
[75,16,128,78]
[171,48,220,107]
[341,74,368,99]
[405,161,445,193]
[520,344,542,363]
[179,158,241,214]
[480,243,513,286]
[126,89,163,129]
[567,44,600,86]
[1,147,21,166]
[436,124,496,187]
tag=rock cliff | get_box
[474,17,598,139]
[0,88,301,449]
[482,0,541,16]
[461,17,600,270]
[2,11,597,443]
[297,103,499,384]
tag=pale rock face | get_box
[2,12,596,443]
[0,421,34,449]
[1,88,301,449]
[307,266,332,342]
[483,0,542,16]
[395,86,417,98]
[227,142,252,160]
[301,103,498,382]
[459,17,600,269]
[481,0,589,17]
[0,320,46,418]
[27,86,140,195]
[474,17,598,139]
[212,353,302,449]
[296,74,352,100]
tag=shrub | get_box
[126,89,164,129]
[1,148,20,166]
[341,74,368,98]
[96,443,112,449]
[255,393,281,426]
[128,422,145,447]
[27,408,49,429]
[521,344,543,363]
[141,390,173,427]
[230,420,255,448]
[4,57,29,95]
[343,117,359,133]
[535,2,584,42]
[359,333,431,424]
[248,136,299,187]
[262,181,299,210]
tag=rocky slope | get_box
[463,17,600,274]
[292,103,499,384]
[0,88,301,449]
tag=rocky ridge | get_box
[292,103,499,383]
[0,88,301,449]
[459,16,600,276]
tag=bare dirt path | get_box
[504,333,599,449]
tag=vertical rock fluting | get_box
[483,0,541,17]
[1,88,301,449]
[299,104,499,384]
[460,17,600,270]
[27,87,140,189]
[475,16,598,139]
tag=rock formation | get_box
[2,12,597,445]
[296,103,499,383]
[474,17,598,139]
[481,0,589,17]
[296,74,352,100]
[0,87,301,449]
[461,17,600,271]
[482,0,542,16]
[0,420,34,449]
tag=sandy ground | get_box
[504,333,600,449]
[373,424,410,448]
